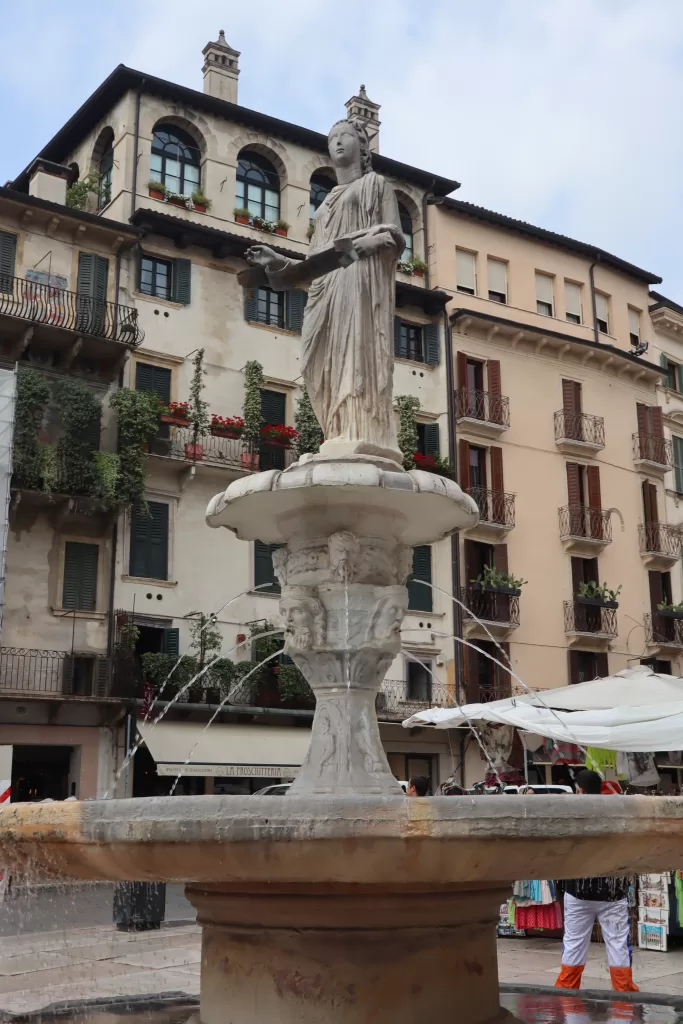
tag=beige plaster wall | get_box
[0,724,103,798]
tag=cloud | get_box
[0,0,681,292]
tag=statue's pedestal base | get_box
[187,882,515,1024]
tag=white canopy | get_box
[401,666,683,752]
[138,721,310,777]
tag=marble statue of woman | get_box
[245,119,405,463]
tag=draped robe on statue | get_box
[299,172,404,452]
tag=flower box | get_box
[168,196,187,209]
[658,608,683,620]
[194,202,207,214]
[235,214,250,225]
[160,413,190,427]
[274,227,288,237]
[412,268,425,277]
[149,189,165,201]
[576,596,618,609]
[473,582,521,597]
[211,427,242,439]
[184,443,204,461]
[241,452,260,471]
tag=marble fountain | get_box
[3,117,683,1024]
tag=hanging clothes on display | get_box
[507,879,563,930]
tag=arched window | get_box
[150,125,201,196]
[236,151,279,222]
[309,173,334,220]
[399,204,413,261]
[98,136,114,209]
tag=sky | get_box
[1,0,682,297]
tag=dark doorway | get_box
[12,745,72,802]
[132,742,205,798]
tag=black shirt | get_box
[563,876,630,902]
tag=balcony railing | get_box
[467,487,515,529]
[632,432,673,467]
[559,505,612,544]
[149,426,296,472]
[638,523,682,559]
[376,678,461,718]
[554,410,605,448]
[645,612,683,648]
[563,600,617,638]
[455,388,510,428]
[0,275,144,346]
[461,586,520,628]
[0,647,111,697]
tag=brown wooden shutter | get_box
[457,352,468,388]
[649,570,664,620]
[562,380,582,440]
[651,406,664,438]
[490,446,504,523]
[595,652,609,678]
[493,544,508,573]
[465,641,479,703]
[566,462,583,535]
[487,360,502,424]
[568,650,579,686]
[586,465,603,540]
[636,403,650,436]
[562,379,577,416]
[642,481,658,525]
[571,556,584,595]
[493,544,510,621]
[495,642,511,696]
[464,539,478,589]
[459,439,470,490]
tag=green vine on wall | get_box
[109,388,161,508]
[292,385,323,460]
[243,360,264,454]
[395,394,420,470]
[55,378,101,497]
[189,349,210,444]
[13,369,51,490]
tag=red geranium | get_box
[260,424,298,446]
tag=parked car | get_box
[255,780,410,796]
[503,784,573,795]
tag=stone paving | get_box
[2,922,683,1016]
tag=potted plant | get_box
[211,414,244,439]
[473,565,526,597]
[274,219,290,237]
[234,207,251,225]
[413,451,455,479]
[409,255,428,277]
[576,581,621,608]
[657,599,683,619]
[307,223,315,241]
[148,180,167,201]
[191,191,211,213]
[159,400,191,427]
[252,215,274,232]
[260,423,298,447]
[242,360,264,470]
[292,386,323,460]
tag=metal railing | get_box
[0,275,144,346]
[638,522,682,558]
[376,678,461,718]
[563,600,617,637]
[558,505,613,543]
[467,487,515,528]
[554,410,605,448]
[0,647,111,697]
[455,388,510,428]
[632,432,673,467]
[149,426,297,471]
[645,612,683,648]
[461,586,520,628]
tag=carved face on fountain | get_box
[367,587,408,646]
[280,588,326,651]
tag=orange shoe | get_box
[609,967,639,992]
[555,964,584,989]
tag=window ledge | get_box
[121,575,178,588]
[403,610,445,619]
[395,357,433,370]
[248,589,280,598]
[246,320,299,338]
[133,292,185,311]
[51,607,107,621]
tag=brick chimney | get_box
[27,159,70,205]
[202,30,240,104]
[345,85,381,153]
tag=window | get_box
[0,231,17,293]
[456,249,476,295]
[236,150,280,221]
[565,281,582,324]
[673,436,683,494]
[399,204,413,261]
[569,650,608,685]
[98,140,113,209]
[138,255,191,304]
[469,445,487,488]
[661,355,680,392]
[243,287,305,332]
[259,389,287,471]
[628,307,641,346]
[397,321,423,362]
[62,542,98,611]
[310,173,334,220]
[150,125,201,196]
[135,362,171,403]
[595,292,609,334]
[257,287,284,327]
[129,501,169,580]
[254,541,284,593]
[394,319,440,365]
[487,258,507,303]
[408,545,432,611]
[416,423,440,456]
[535,273,554,317]
[407,660,431,703]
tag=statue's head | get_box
[280,587,326,650]
[328,119,372,176]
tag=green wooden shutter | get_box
[162,628,180,656]
[254,541,283,593]
[394,317,403,357]
[94,659,110,698]
[93,254,108,303]
[0,232,17,293]
[172,258,192,304]
[77,253,108,334]
[135,362,171,403]
[129,501,169,580]
[260,389,286,425]
[286,289,306,332]
[62,541,99,611]
[674,436,683,494]
[423,423,440,455]
[424,323,441,365]
[244,288,258,322]
[408,545,433,611]
[678,365,683,395]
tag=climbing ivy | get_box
[13,369,51,490]
[65,172,101,210]
[248,620,315,709]
[189,349,210,444]
[395,394,420,470]
[292,384,322,460]
[55,378,101,496]
[109,387,161,507]
[242,360,264,453]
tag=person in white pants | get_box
[555,769,638,993]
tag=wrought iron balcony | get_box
[554,410,605,454]
[0,647,111,697]
[632,432,673,470]
[148,426,296,472]
[455,388,510,434]
[0,275,144,346]
[461,585,520,630]
[471,685,512,704]
[376,678,461,718]
[467,487,515,530]
[558,505,612,547]
[638,523,681,563]
[645,612,683,649]
[564,600,617,639]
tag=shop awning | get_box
[137,721,311,778]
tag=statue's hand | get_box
[352,234,380,259]
[245,245,286,270]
